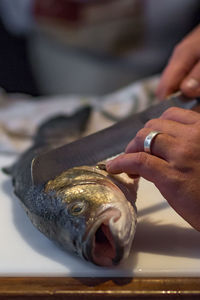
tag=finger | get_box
[106,152,169,185]
[144,118,187,137]
[125,128,176,161]
[181,60,200,98]
[156,25,200,100]
[160,107,200,124]
[125,128,151,153]
[156,48,197,99]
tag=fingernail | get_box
[106,160,112,170]
[185,78,199,89]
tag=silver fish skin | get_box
[3,106,137,267]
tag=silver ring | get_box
[144,131,161,154]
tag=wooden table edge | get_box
[1,277,200,298]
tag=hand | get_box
[106,107,200,231]
[157,25,200,100]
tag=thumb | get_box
[181,61,200,98]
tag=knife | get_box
[31,93,198,185]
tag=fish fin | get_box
[34,105,92,144]
[2,106,92,176]
[2,165,14,175]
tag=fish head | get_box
[44,166,137,267]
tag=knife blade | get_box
[31,93,198,185]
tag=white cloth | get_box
[0,76,159,154]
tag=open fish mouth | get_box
[82,207,135,267]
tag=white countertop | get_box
[1,154,200,277]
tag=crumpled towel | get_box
[0,76,159,154]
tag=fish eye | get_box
[68,202,86,216]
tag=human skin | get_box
[106,107,200,231]
[157,25,200,99]
[106,25,200,231]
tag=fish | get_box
[3,105,137,267]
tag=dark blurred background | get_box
[0,0,199,97]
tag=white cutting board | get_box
[1,154,200,277]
